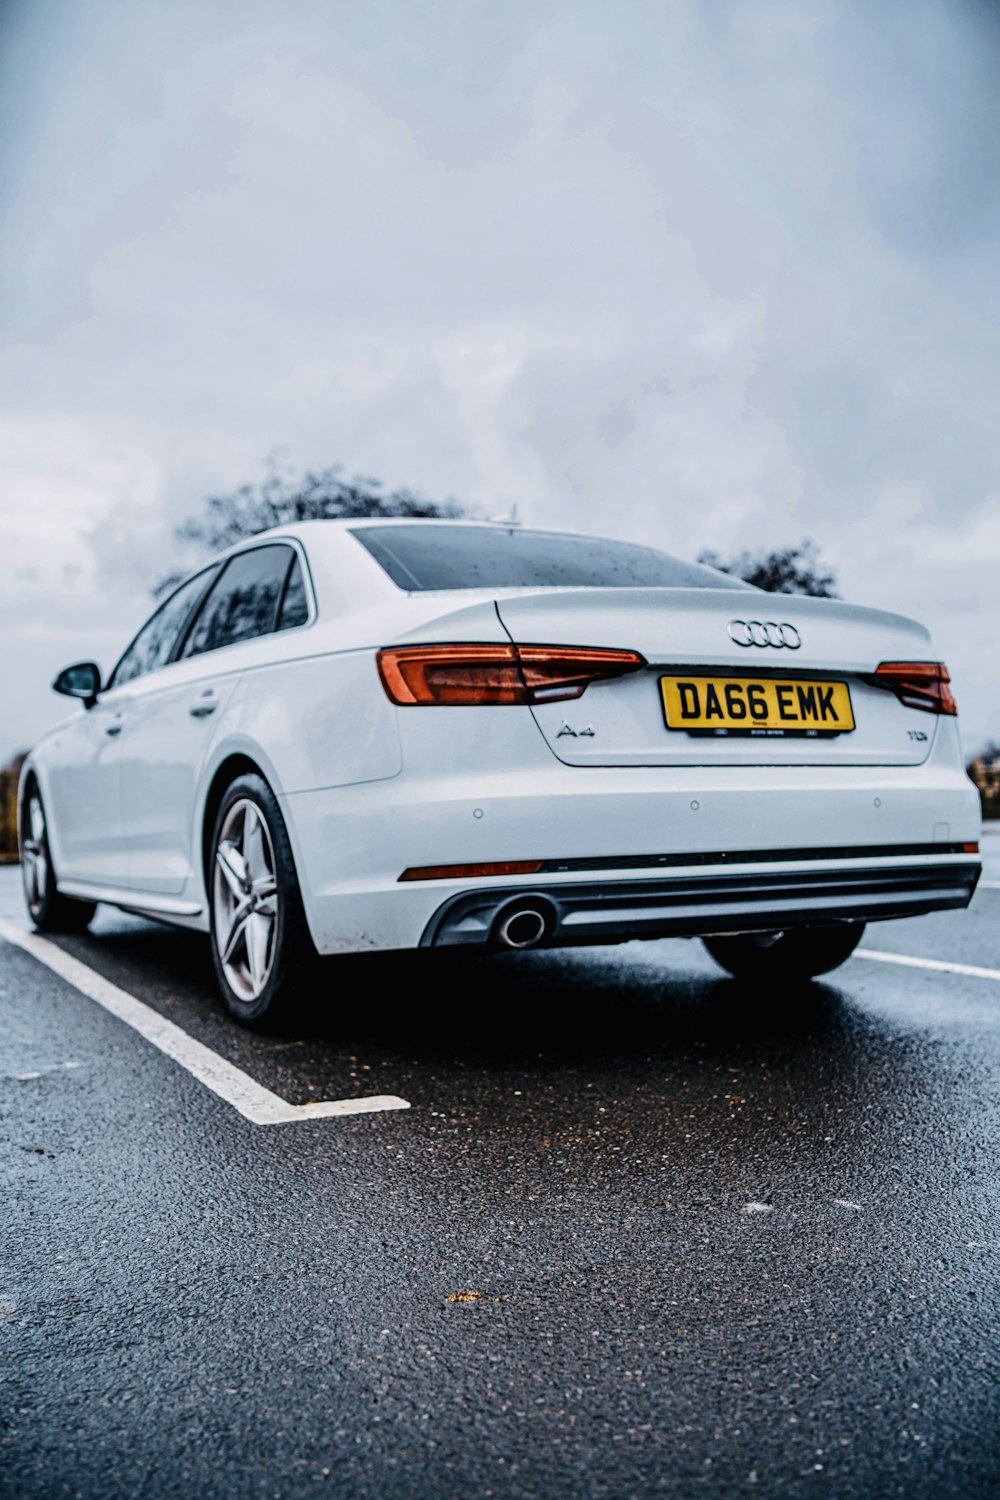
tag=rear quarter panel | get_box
[199,645,403,799]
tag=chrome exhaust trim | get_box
[491,900,554,950]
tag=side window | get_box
[277,555,310,630]
[181,545,294,659]
[110,568,218,689]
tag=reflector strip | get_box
[399,842,980,881]
[399,859,544,882]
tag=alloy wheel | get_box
[213,799,279,1002]
[21,795,49,918]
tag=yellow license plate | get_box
[660,675,855,734]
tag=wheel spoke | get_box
[216,842,247,900]
[29,799,44,843]
[252,875,277,916]
[243,807,269,884]
[220,901,252,965]
[245,912,270,992]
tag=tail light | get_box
[377,643,645,706]
[874,662,957,716]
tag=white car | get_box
[20,519,981,1023]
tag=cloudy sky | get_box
[3,0,1000,761]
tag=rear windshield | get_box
[351,525,753,592]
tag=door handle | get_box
[105,717,123,737]
[189,694,218,719]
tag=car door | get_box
[41,568,218,888]
[117,543,307,897]
[40,694,128,888]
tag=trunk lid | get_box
[495,588,938,767]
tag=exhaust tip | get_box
[493,900,554,950]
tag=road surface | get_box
[2,836,998,1498]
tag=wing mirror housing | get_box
[52,661,102,709]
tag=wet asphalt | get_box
[1,839,998,1500]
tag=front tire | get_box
[21,786,97,934]
[208,774,313,1025]
[702,924,865,982]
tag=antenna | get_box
[487,502,521,532]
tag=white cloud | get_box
[2,0,1000,758]
[837,488,1000,749]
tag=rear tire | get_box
[21,786,97,934]
[208,773,314,1026]
[702,924,865,982]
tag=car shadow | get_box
[61,903,951,1083]
[62,915,856,1056]
[295,942,857,1061]
[52,916,967,1166]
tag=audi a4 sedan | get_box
[20,520,980,1023]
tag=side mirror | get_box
[52,661,102,709]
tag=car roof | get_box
[243,516,594,539]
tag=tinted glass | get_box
[182,545,293,658]
[351,525,753,592]
[277,555,309,629]
[111,569,218,688]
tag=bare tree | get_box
[698,539,837,598]
[158,454,467,593]
[0,753,26,862]
[967,744,1000,819]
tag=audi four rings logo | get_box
[727,619,802,649]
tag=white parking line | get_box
[0,918,410,1125]
[857,948,1000,983]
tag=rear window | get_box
[351,525,753,592]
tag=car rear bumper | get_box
[419,855,982,948]
[279,748,981,954]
